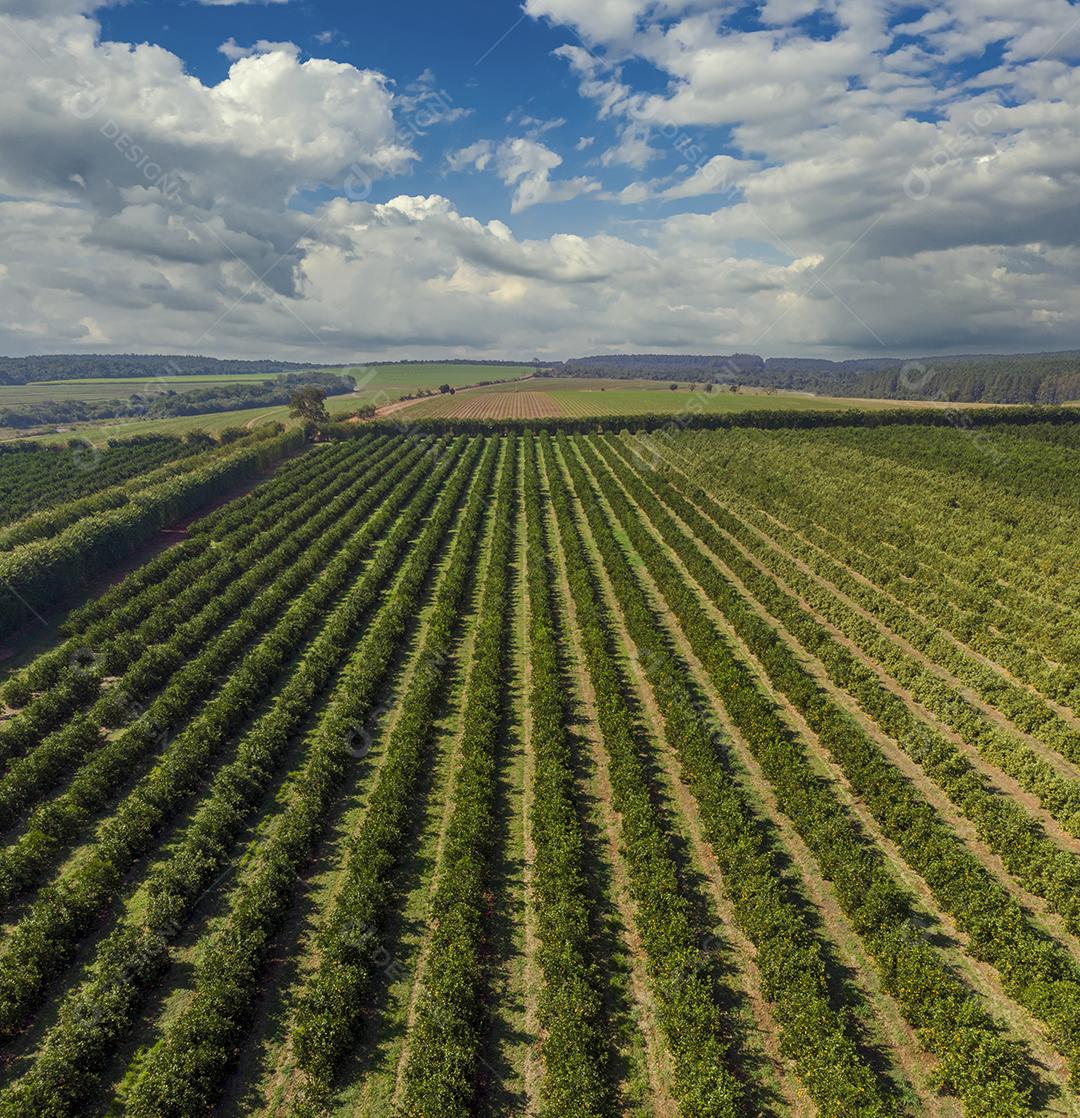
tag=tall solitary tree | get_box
[289,386,330,427]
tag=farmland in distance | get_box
[0,363,534,445]
[391,376,956,420]
[0,421,1077,1117]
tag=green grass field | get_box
[549,384,869,416]
[40,374,294,384]
[0,375,287,407]
[342,363,533,400]
[0,365,1012,445]
[393,376,933,420]
[0,363,534,444]
[0,404,299,445]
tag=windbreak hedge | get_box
[323,403,1080,438]
[0,428,304,637]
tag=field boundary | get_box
[326,403,1080,438]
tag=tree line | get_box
[324,403,1080,439]
[551,350,1080,403]
[0,354,323,384]
[0,373,355,430]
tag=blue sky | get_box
[0,0,1078,360]
[94,0,735,240]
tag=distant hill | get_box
[553,350,1080,404]
[0,354,326,384]
[366,359,540,368]
[4,349,1079,404]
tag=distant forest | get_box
[553,351,1080,404]
[367,359,537,367]
[0,372,355,429]
[2,349,1079,404]
[0,355,534,383]
[0,354,324,384]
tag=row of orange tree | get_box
[576,432,1034,1115]
[0,437,429,912]
[0,426,304,635]
[592,433,1080,1091]
[540,432,745,1118]
[0,438,470,1046]
[0,439,484,1117]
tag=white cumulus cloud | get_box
[218,39,300,62]
[445,140,496,173]
[1,1,1080,364]
[198,0,290,6]
[495,138,602,212]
